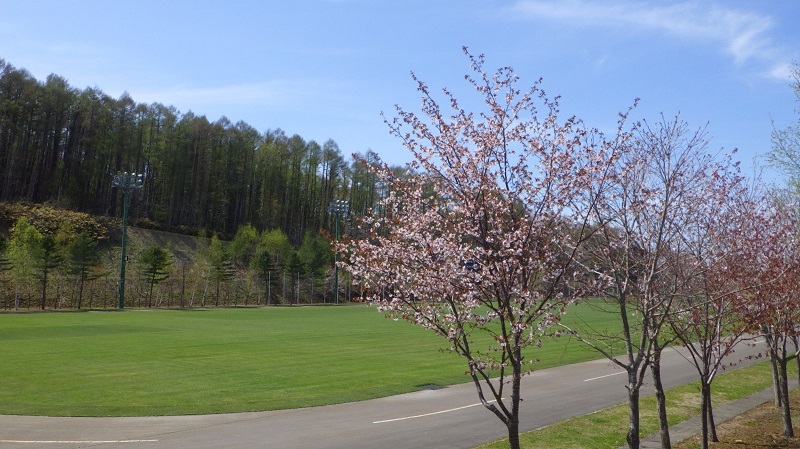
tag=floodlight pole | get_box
[112,171,144,309]
[328,200,349,304]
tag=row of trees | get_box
[343,50,800,449]
[0,216,343,311]
[0,59,387,244]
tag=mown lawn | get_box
[0,303,609,416]
[474,360,786,448]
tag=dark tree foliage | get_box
[36,235,63,310]
[0,59,389,244]
[253,249,278,305]
[137,245,172,308]
[68,233,100,309]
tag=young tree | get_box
[36,234,64,310]
[207,234,235,306]
[68,233,101,310]
[137,245,173,308]
[260,228,293,267]
[253,249,278,305]
[298,233,332,302]
[229,223,260,269]
[343,48,630,449]
[667,168,753,449]
[285,251,305,305]
[7,217,42,309]
[564,116,729,449]
[737,193,800,438]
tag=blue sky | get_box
[2,1,798,178]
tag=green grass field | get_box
[475,361,783,449]
[0,303,610,417]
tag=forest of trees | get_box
[0,59,389,245]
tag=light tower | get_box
[328,200,349,304]
[112,171,144,309]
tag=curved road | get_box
[0,340,766,449]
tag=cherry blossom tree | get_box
[563,116,732,449]
[737,192,800,438]
[667,172,756,449]
[342,48,632,449]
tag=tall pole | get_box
[334,211,340,304]
[118,187,130,309]
[328,200,349,305]
[113,172,143,309]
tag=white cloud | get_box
[765,62,794,82]
[509,0,789,79]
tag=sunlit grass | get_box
[0,303,614,417]
[474,362,782,449]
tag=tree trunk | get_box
[40,266,48,310]
[507,419,520,449]
[794,337,800,389]
[699,380,720,448]
[778,358,794,437]
[706,382,718,443]
[148,275,155,308]
[627,378,641,449]
[765,329,782,407]
[651,352,671,449]
[77,272,85,310]
[507,353,522,449]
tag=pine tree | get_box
[137,245,172,308]
[68,233,101,309]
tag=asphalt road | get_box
[0,340,766,449]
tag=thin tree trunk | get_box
[765,328,782,407]
[627,379,641,449]
[651,353,671,449]
[793,337,800,389]
[77,272,85,309]
[778,358,794,437]
[40,266,47,310]
[508,353,522,449]
[707,382,718,442]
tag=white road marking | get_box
[373,400,499,424]
[584,371,625,382]
[0,440,158,444]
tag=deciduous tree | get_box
[343,48,630,449]
[7,217,42,309]
[565,115,732,449]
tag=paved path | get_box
[0,341,767,449]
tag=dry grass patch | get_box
[675,390,800,449]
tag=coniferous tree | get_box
[285,251,304,305]
[253,249,278,305]
[208,234,235,306]
[68,233,100,309]
[137,245,172,308]
[36,234,64,310]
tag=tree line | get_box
[0,59,388,245]
[0,204,345,310]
